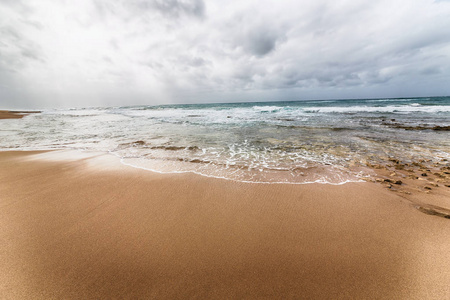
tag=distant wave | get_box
[252,106,282,112]
[302,105,450,114]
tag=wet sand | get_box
[1,150,449,299]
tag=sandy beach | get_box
[1,150,449,299]
[2,0,450,296]
[0,110,40,119]
[2,0,449,297]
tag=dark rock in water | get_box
[421,173,427,177]
[394,180,402,185]
[151,145,190,151]
[383,179,393,183]
[424,186,432,190]
[164,146,186,151]
[432,126,450,131]
[385,124,450,131]
[186,146,200,151]
[389,158,400,164]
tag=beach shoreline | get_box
[1,149,449,299]
[1,99,449,186]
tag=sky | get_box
[1,0,450,109]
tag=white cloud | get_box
[1,0,450,109]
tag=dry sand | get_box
[1,150,449,299]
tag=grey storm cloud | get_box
[241,26,286,57]
[147,0,205,18]
[93,0,204,21]
[1,0,450,109]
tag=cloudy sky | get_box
[1,0,450,109]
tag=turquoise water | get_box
[1,97,449,183]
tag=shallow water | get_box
[1,97,449,184]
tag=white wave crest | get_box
[302,105,450,114]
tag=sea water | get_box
[1,97,449,184]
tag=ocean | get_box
[1,97,449,184]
